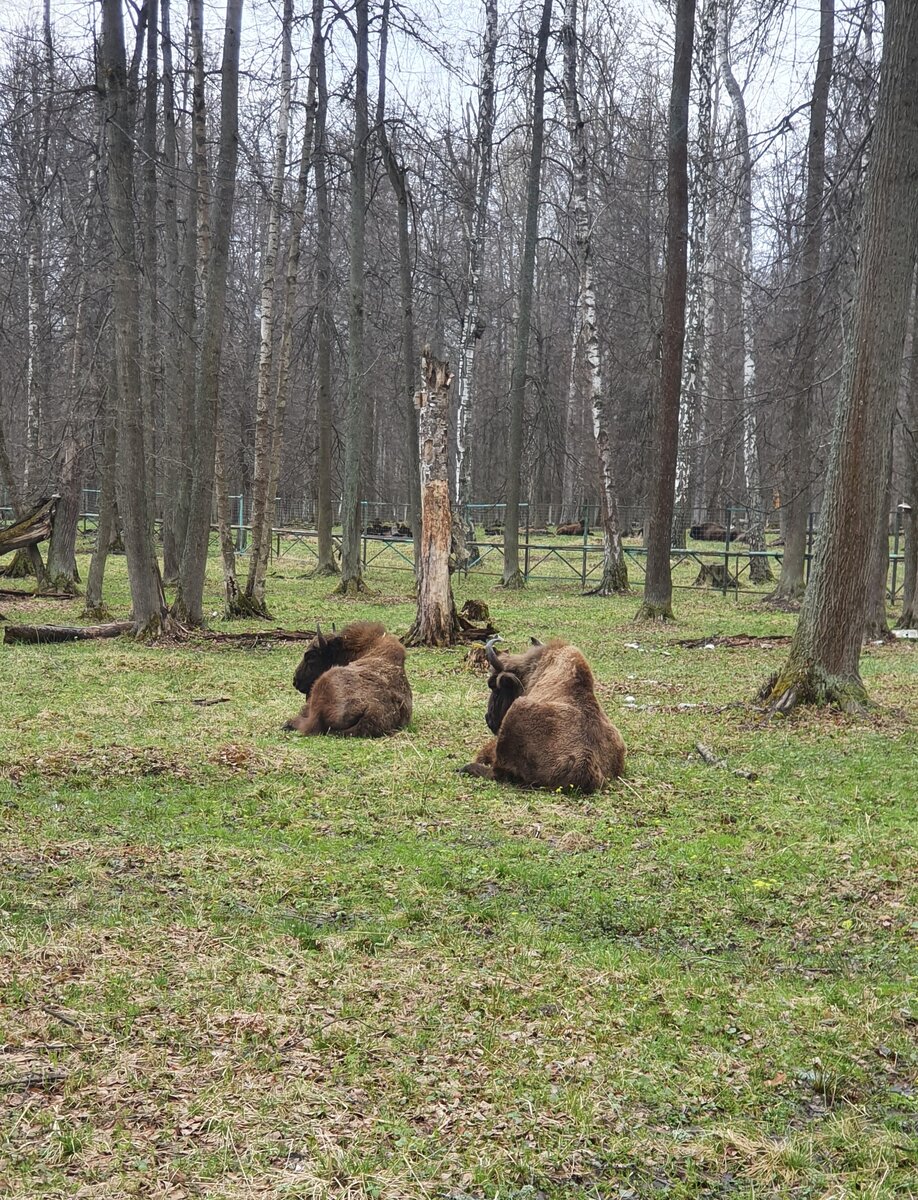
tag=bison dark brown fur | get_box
[555,520,585,536]
[283,621,412,737]
[460,639,625,792]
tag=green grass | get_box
[1,551,916,1198]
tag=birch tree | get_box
[561,0,627,593]
[718,0,771,581]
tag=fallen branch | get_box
[0,495,59,555]
[3,621,134,645]
[694,741,758,781]
[199,627,317,645]
[0,586,73,600]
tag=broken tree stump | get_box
[693,562,738,590]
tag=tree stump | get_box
[693,562,738,589]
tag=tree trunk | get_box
[140,0,159,529]
[377,0,422,574]
[335,0,371,596]
[762,0,918,713]
[718,0,771,583]
[770,0,834,604]
[173,0,244,626]
[244,0,293,615]
[863,441,893,642]
[637,0,696,620]
[84,384,116,619]
[900,279,918,626]
[561,0,627,595]
[215,421,249,618]
[675,0,717,552]
[502,0,552,589]
[406,350,460,646]
[455,0,498,564]
[311,23,338,579]
[160,0,183,584]
[101,0,169,638]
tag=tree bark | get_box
[900,278,918,626]
[406,350,461,645]
[101,0,169,638]
[863,439,893,642]
[762,0,918,713]
[718,0,771,583]
[311,18,338,578]
[561,0,627,594]
[84,380,116,619]
[637,0,696,619]
[244,0,294,615]
[675,0,717,551]
[770,0,834,604]
[140,0,160,528]
[335,0,371,596]
[502,0,552,589]
[173,0,244,626]
[455,0,498,565]
[376,0,422,574]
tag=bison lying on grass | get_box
[284,621,412,737]
[460,637,625,792]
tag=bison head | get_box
[293,624,342,696]
[483,636,543,733]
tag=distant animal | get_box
[364,519,392,536]
[283,621,412,737]
[555,521,585,536]
[460,637,625,792]
[393,522,413,539]
[690,522,737,542]
[484,523,504,536]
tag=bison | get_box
[460,637,625,792]
[283,621,412,737]
[690,522,738,542]
[555,520,585,536]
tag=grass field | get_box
[1,551,916,1198]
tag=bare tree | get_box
[718,0,770,582]
[637,0,696,620]
[243,0,294,617]
[503,0,552,589]
[101,0,169,636]
[770,0,834,605]
[174,0,244,626]
[762,0,918,712]
[336,0,371,596]
[560,0,626,594]
[455,0,498,562]
[376,0,421,571]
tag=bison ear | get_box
[530,636,543,646]
[496,671,524,696]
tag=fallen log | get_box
[0,587,75,600]
[3,621,134,645]
[199,627,318,644]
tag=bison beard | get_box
[283,620,412,737]
[460,638,625,792]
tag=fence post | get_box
[891,506,901,601]
[582,504,589,588]
[723,505,731,596]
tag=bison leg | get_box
[458,738,498,778]
[282,710,324,735]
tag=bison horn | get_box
[485,635,503,670]
[530,636,543,646]
[315,622,326,646]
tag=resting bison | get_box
[283,621,412,737]
[364,519,392,536]
[690,522,738,542]
[555,520,585,536]
[460,637,625,792]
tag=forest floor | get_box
[1,550,916,1199]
